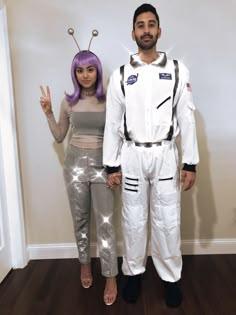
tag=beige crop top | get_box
[46,94,106,149]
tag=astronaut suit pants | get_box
[63,145,118,277]
[121,140,182,282]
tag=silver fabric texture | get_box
[63,145,118,277]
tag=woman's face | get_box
[75,65,97,91]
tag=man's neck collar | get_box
[130,52,167,67]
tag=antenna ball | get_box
[68,28,74,35]
[92,29,99,37]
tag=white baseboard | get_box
[181,239,236,255]
[28,239,236,260]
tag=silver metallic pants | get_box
[63,145,118,277]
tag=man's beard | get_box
[135,34,158,50]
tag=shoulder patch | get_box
[186,83,192,92]
[126,74,139,85]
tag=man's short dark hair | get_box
[133,3,160,29]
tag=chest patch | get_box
[126,74,139,85]
[159,73,172,80]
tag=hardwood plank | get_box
[0,255,235,315]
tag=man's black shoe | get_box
[163,280,183,307]
[122,275,141,303]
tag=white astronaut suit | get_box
[103,52,199,282]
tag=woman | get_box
[39,50,118,306]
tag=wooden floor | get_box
[0,255,235,315]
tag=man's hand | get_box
[107,172,122,190]
[180,170,196,191]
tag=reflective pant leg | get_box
[91,183,118,277]
[63,145,92,264]
[65,181,91,264]
[121,144,149,275]
[150,146,182,282]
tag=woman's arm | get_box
[40,85,69,143]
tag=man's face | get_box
[132,12,161,51]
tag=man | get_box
[103,3,199,307]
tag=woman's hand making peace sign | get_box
[39,85,53,115]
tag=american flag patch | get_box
[187,83,192,92]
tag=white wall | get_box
[5,0,236,256]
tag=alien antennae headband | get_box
[67,28,99,51]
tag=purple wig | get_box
[65,50,105,104]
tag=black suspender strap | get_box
[124,114,131,140]
[166,59,179,141]
[172,60,179,102]
[120,65,125,96]
[120,65,131,141]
